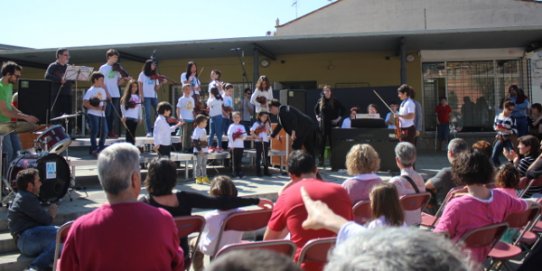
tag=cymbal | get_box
[0,121,37,135]
[50,113,80,121]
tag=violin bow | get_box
[372,90,394,114]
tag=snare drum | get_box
[8,153,71,203]
[35,125,72,154]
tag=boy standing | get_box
[435,97,452,151]
[83,72,108,156]
[176,84,195,153]
[227,112,246,178]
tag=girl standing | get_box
[138,59,164,137]
[314,85,346,166]
[207,87,224,152]
[192,114,210,184]
[250,112,272,177]
[120,80,142,145]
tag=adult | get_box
[384,103,398,129]
[341,144,383,204]
[180,61,203,115]
[411,89,424,144]
[0,62,38,165]
[263,151,352,271]
[425,138,469,213]
[435,97,452,151]
[58,143,184,270]
[250,75,274,113]
[526,152,542,198]
[314,85,346,166]
[45,48,73,122]
[269,99,319,157]
[143,158,270,267]
[99,49,130,138]
[395,84,416,144]
[8,169,58,271]
[508,85,530,137]
[138,59,166,137]
[366,104,380,118]
[529,103,542,139]
[503,135,540,198]
[388,142,425,226]
[472,140,492,160]
[207,250,301,271]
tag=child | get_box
[120,80,142,145]
[250,111,272,177]
[491,101,517,166]
[83,72,108,156]
[207,87,224,153]
[176,83,195,153]
[208,69,223,94]
[367,183,406,229]
[227,112,246,178]
[495,164,520,198]
[192,114,210,184]
[222,83,234,136]
[153,102,182,157]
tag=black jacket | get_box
[271,105,317,138]
[314,97,346,129]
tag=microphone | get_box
[230,48,241,52]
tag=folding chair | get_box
[352,200,372,225]
[211,207,273,258]
[53,221,74,271]
[297,237,336,267]
[400,192,431,212]
[215,239,296,259]
[459,222,509,264]
[421,186,467,229]
[174,215,206,270]
[518,176,542,198]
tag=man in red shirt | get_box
[264,151,352,271]
[58,143,184,271]
[435,97,452,151]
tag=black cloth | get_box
[255,141,270,174]
[271,105,319,157]
[125,118,138,145]
[8,191,53,236]
[45,62,74,131]
[231,148,244,175]
[400,125,416,145]
[147,191,259,261]
[158,145,171,158]
[314,98,345,159]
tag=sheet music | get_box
[63,65,94,81]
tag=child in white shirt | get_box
[120,80,142,145]
[176,83,195,153]
[207,87,224,153]
[222,83,234,136]
[153,102,181,157]
[227,112,246,178]
[192,114,209,184]
[250,112,272,177]
[367,183,407,229]
[83,72,108,156]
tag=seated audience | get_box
[472,140,492,161]
[503,134,539,177]
[388,142,425,225]
[264,151,352,271]
[341,107,358,128]
[341,144,383,203]
[207,249,301,271]
[495,164,520,198]
[433,151,533,264]
[59,143,184,270]
[8,169,58,271]
[526,151,542,197]
[366,183,406,229]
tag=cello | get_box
[373,90,401,140]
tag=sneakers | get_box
[146,132,153,137]
[195,177,210,184]
[215,147,224,153]
[208,147,216,153]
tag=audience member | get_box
[264,151,352,271]
[8,169,58,271]
[341,144,383,203]
[491,101,517,166]
[503,134,540,177]
[472,140,492,160]
[526,150,542,197]
[206,250,301,271]
[388,142,425,225]
[366,183,406,229]
[495,164,520,198]
[59,143,184,270]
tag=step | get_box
[0,233,16,255]
[0,251,32,271]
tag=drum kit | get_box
[0,113,80,206]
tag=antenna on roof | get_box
[291,0,298,18]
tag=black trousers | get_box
[292,131,316,158]
[320,126,333,159]
[125,118,138,145]
[158,145,171,158]
[400,125,416,145]
[255,141,270,173]
[231,148,244,175]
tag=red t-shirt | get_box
[435,104,452,124]
[59,202,184,271]
[267,178,353,271]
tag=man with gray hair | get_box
[389,142,425,225]
[426,138,469,213]
[58,143,184,270]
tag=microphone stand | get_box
[233,49,250,91]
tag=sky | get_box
[5,0,334,49]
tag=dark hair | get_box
[106,48,119,59]
[452,151,494,185]
[518,134,540,158]
[288,150,316,177]
[211,69,221,79]
[56,48,68,58]
[370,183,404,226]
[1,61,22,76]
[207,249,301,271]
[268,99,281,108]
[143,59,156,77]
[472,140,492,159]
[90,71,104,83]
[439,97,447,101]
[121,80,138,109]
[157,102,172,115]
[16,168,39,191]
[209,175,238,197]
[210,87,223,100]
[224,83,234,90]
[186,61,198,78]
[194,114,208,126]
[145,158,177,196]
[244,88,252,94]
[397,84,413,97]
[503,100,515,109]
[257,111,269,123]
[532,103,542,113]
[495,164,520,189]
[350,106,359,113]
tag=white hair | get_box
[395,142,416,167]
[97,143,140,195]
[325,227,476,271]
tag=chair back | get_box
[53,221,74,271]
[460,223,508,249]
[174,215,206,239]
[215,240,296,259]
[352,200,372,225]
[519,176,542,197]
[297,237,336,267]
[400,192,432,211]
[505,205,541,229]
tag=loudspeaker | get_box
[18,79,52,124]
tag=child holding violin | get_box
[250,111,272,177]
[227,112,246,178]
[138,59,167,137]
[153,102,182,158]
[120,80,142,145]
[83,72,108,156]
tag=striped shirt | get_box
[518,156,536,177]
[494,114,517,138]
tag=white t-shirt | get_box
[153,115,177,146]
[192,127,208,153]
[180,72,201,96]
[250,87,274,113]
[98,64,121,98]
[138,72,157,98]
[207,97,224,117]
[223,95,233,119]
[83,86,106,117]
[227,123,246,148]
[366,215,408,229]
[198,209,243,256]
[176,95,195,121]
[399,98,416,128]
[250,121,271,142]
[121,94,142,120]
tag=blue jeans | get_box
[143,97,158,134]
[3,132,21,165]
[514,116,528,137]
[87,114,108,152]
[17,226,58,269]
[208,115,223,148]
[492,138,513,166]
[437,124,450,141]
[222,118,232,136]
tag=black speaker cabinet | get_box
[18,79,52,124]
[331,128,398,172]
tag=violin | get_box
[112,63,130,78]
[166,116,179,125]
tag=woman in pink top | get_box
[341,144,383,204]
[434,151,530,264]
